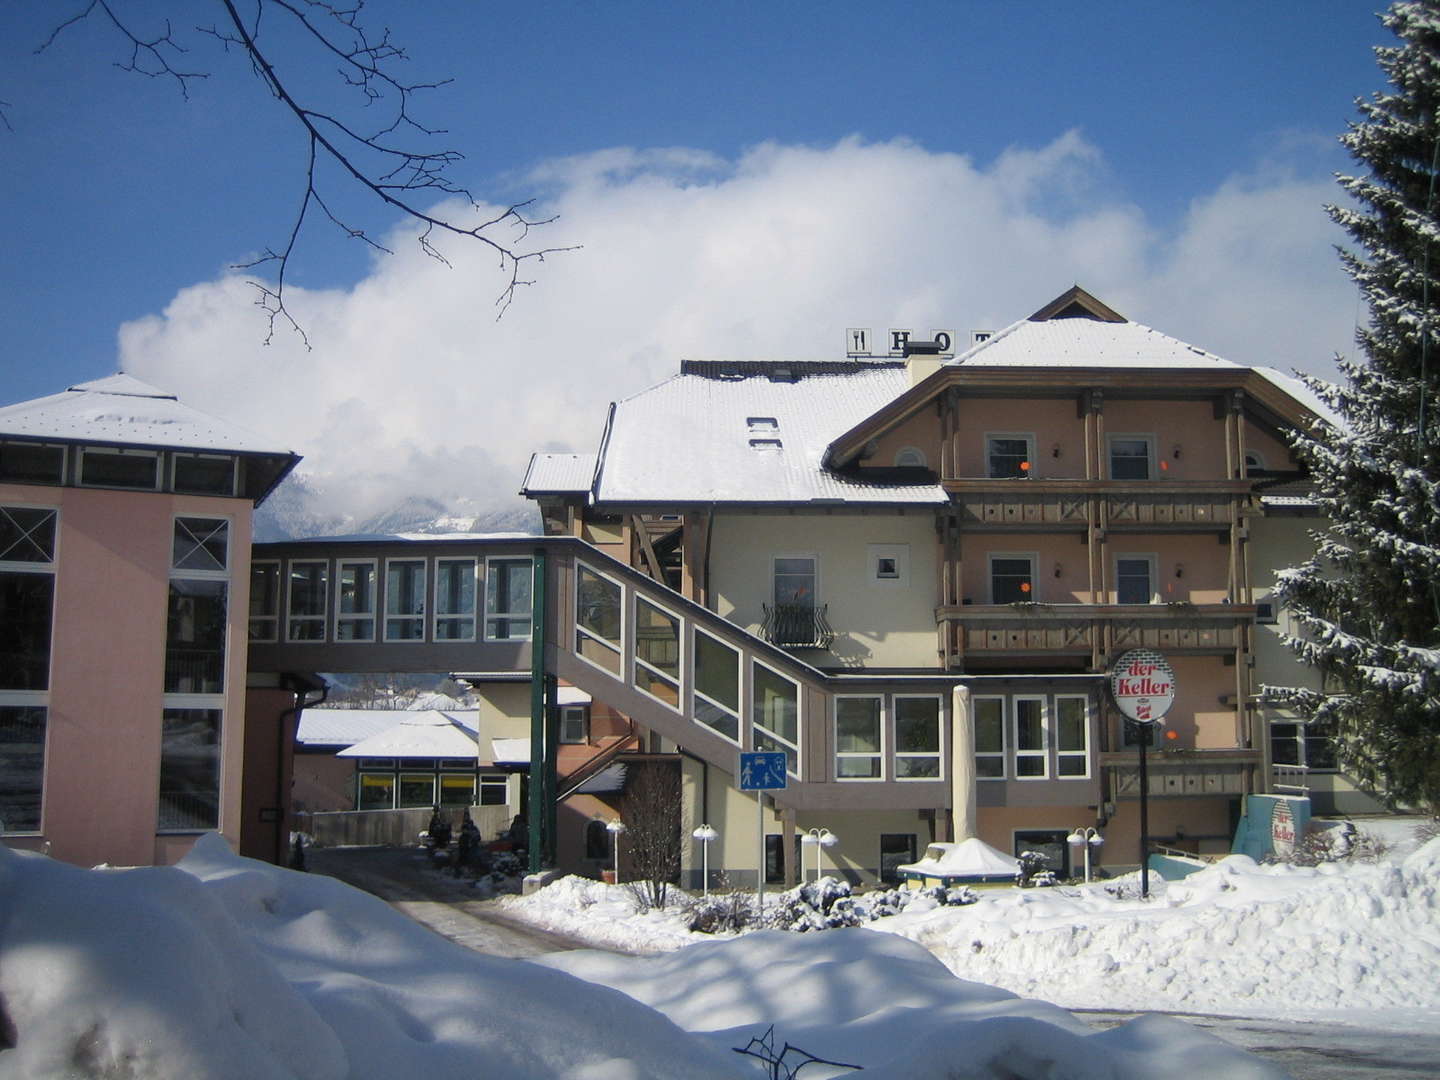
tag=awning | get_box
[896,837,1020,883]
[490,738,531,767]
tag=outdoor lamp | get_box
[606,819,626,883]
[801,827,839,883]
[1066,827,1104,884]
[692,824,718,897]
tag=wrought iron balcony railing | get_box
[761,603,835,649]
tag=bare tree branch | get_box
[34,0,577,344]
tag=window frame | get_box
[0,702,48,833]
[286,560,330,642]
[559,704,590,744]
[574,561,624,676]
[433,557,478,642]
[334,558,378,643]
[893,693,943,781]
[484,556,534,642]
[751,659,802,779]
[834,694,884,782]
[166,516,229,697]
[156,702,223,832]
[879,833,918,885]
[633,594,683,711]
[1114,553,1158,605]
[692,628,741,745]
[1108,434,1155,481]
[989,552,1038,604]
[1013,694,1049,780]
[772,553,819,610]
[384,558,428,643]
[972,695,1007,781]
[77,445,160,491]
[1054,694,1091,779]
[985,432,1035,479]
[0,442,66,486]
[248,560,280,643]
[894,446,927,468]
[171,452,238,497]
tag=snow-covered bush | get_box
[766,878,979,932]
[686,889,759,934]
[1016,851,1060,888]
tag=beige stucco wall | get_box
[0,483,252,867]
[709,511,940,669]
[952,399,1086,479]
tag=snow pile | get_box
[0,836,1284,1078]
[878,839,1440,1027]
[543,930,1283,1079]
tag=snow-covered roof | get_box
[0,374,297,456]
[596,365,947,505]
[522,452,597,495]
[574,763,627,794]
[491,738,530,765]
[949,318,1241,369]
[336,712,480,759]
[295,709,409,747]
[896,836,1021,880]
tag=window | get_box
[1014,696,1047,778]
[693,630,740,742]
[1271,720,1337,771]
[434,558,477,641]
[336,560,377,641]
[990,554,1035,603]
[79,446,158,489]
[158,708,221,830]
[439,774,475,807]
[398,772,436,808]
[0,705,47,832]
[167,519,228,695]
[1244,450,1267,474]
[287,561,329,641]
[752,661,800,777]
[880,834,917,885]
[634,596,681,707]
[765,833,786,884]
[987,434,1034,478]
[358,772,395,810]
[0,442,64,485]
[0,507,57,692]
[173,453,236,496]
[1055,695,1090,777]
[869,543,909,586]
[895,695,941,779]
[1109,436,1153,480]
[585,819,610,860]
[1013,829,1070,877]
[575,563,623,674]
[774,555,816,610]
[248,562,280,642]
[560,705,590,744]
[385,559,426,641]
[485,557,532,641]
[973,696,1006,779]
[1115,555,1156,605]
[835,696,882,780]
[478,772,509,806]
[894,447,927,468]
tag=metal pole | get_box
[1139,732,1150,898]
[756,792,765,912]
[702,840,710,898]
[527,548,547,874]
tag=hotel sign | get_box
[1109,648,1176,724]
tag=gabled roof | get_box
[295,709,409,747]
[594,363,946,506]
[335,711,481,759]
[0,374,296,456]
[1026,284,1127,323]
[521,452,597,497]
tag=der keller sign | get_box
[1109,648,1176,724]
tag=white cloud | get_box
[118,134,1358,525]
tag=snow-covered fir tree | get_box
[1272,0,1440,812]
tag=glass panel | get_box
[1058,757,1088,777]
[880,834,917,884]
[635,598,680,676]
[987,437,1030,478]
[896,697,940,753]
[248,563,279,641]
[975,756,1006,779]
[165,579,227,694]
[0,571,54,690]
[694,697,739,741]
[577,566,621,643]
[753,664,798,746]
[385,560,426,641]
[1116,558,1152,604]
[0,705,46,831]
[435,559,476,640]
[485,558,532,640]
[358,772,395,810]
[337,562,376,641]
[836,698,881,753]
[1270,722,1300,766]
[478,774,508,806]
[774,557,816,608]
[1057,698,1087,751]
[158,708,220,830]
[172,518,228,572]
[1306,720,1338,769]
[694,632,738,712]
[1014,830,1069,875]
[1110,438,1151,480]
[974,698,1004,753]
[439,774,474,807]
[81,448,157,489]
[288,562,329,641]
[991,557,1034,603]
[1015,699,1044,750]
[0,443,64,485]
[174,454,235,495]
[0,507,57,563]
[837,755,881,779]
[398,773,435,808]
[559,706,589,743]
[635,665,680,707]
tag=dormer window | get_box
[749,438,783,452]
[747,416,779,432]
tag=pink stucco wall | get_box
[0,483,252,867]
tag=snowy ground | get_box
[497,820,1440,1033]
[0,834,1297,1079]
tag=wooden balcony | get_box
[944,480,1249,531]
[1102,748,1261,797]
[936,602,1252,658]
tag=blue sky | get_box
[0,1,1391,519]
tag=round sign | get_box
[1109,648,1176,724]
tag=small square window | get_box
[987,435,1034,478]
[876,558,898,579]
[1109,436,1153,480]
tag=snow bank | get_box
[877,839,1440,1028]
[541,931,1284,1079]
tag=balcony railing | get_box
[936,602,1251,657]
[944,479,1247,530]
[761,603,835,649]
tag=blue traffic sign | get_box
[739,751,788,791]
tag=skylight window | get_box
[749,438,783,452]
[747,416,779,432]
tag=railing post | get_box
[528,548,547,873]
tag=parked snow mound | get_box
[0,836,742,1079]
[877,835,1440,1025]
[541,930,1285,1079]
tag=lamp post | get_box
[692,824,718,897]
[800,827,839,883]
[605,819,626,883]
[1066,826,1104,884]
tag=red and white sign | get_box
[1271,800,1297,856]
[1109,649,1176,724]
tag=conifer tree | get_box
[1273,0,1440,812]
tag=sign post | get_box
[739,751,787,911]
[1109,649,1176,898]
